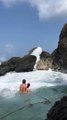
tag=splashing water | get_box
[0,48,67,120]
[0,47,67,98]
[31,47,42,69]
[0,69,67,98]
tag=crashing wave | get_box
[31,47,42,70]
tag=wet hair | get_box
[22,79,26,84]
[27,83,30,88]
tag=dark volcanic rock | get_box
[28,47,37,54]
[15,55,36,72]
[40,51,50,60]
[52,23,67,71]
[46,96,67,120]
[0,55,36,76]
[0,57,20,76]
[0,23,67,75]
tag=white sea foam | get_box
[0,47,67,98]
[0,69,67,98]
[31,47,42,69]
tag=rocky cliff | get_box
[52,23,67,72]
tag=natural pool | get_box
[0,85,67,120]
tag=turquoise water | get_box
[0,85,67,120]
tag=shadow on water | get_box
[0,85,67,120]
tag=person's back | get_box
[20,79,27,93]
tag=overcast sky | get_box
[0,0,67,61]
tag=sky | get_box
[0,0,67,61]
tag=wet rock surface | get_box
[46,96,67,120]
[0,55,36,76]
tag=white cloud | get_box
[0,0,67,19]
[5,43,15,53]
[0,56,6,62]
[0,44,15,62]
[1,0,16,7]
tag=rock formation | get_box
[36,58,53,70]
[46,96,67,120]
[28,47,37,55]
[0,23,67,76]
[52,23,67,72]
[36,51,53,70]
[40,51,50,60]
[0,55,36,76]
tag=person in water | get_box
[26,83,30,93]
[20,79,27,93]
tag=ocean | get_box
[0,69,67,120]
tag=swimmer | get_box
[26,83,30,93]
[20,79,27,93]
